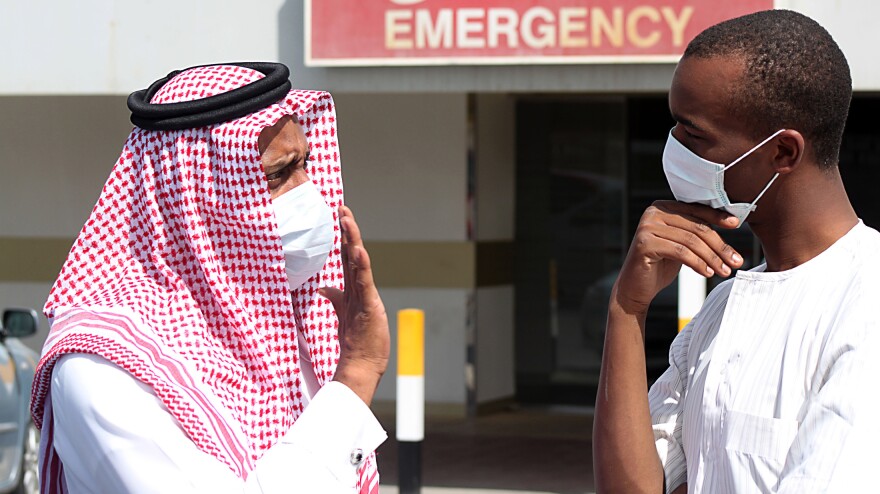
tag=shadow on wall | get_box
[277,1,302,82]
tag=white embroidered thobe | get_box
[44,327,386,494]
[650,221,880,493]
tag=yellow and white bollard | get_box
[678,265,707,331]
[397,309,424,494]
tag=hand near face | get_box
[320,206,390,406]
[614,201,744,315]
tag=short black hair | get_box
[684,9,852,168]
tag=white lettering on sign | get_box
[627,6,661,48]
[487,8,519,48]
[559,8,588,48]
[521,7,555,48]
[386,10,414,49]
[384,5,696,51]
[415,9,453,48]
[457,8,485,48]
[593,7,624,47]
[662,7,694,46]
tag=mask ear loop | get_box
[727,172,780,228]
[722,129,787,171]
[746,172,781,211]
[718,129,787,221]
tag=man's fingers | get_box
[339,207,352,291]
[339,205,381,308]
[340,205,365,249]
[650,227,732,277]
[659,213,743,270]
[340,206,364,303]
[652,200,740,229]
[650,236,716,278]
[351,245,382,309]
[644,202,743,270]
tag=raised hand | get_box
[594,200,743,493]
[320,206,390,406]
[613,200,744,316]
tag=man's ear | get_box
[773,129,805,175]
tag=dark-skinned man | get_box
[593,9,880,494]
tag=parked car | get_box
[0,309,40,494]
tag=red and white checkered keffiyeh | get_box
[31,64,379,493]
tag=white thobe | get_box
[650,221,880,493]
[44,326,386,494]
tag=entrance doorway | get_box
[513,96,692,405]
[512,93,880,406]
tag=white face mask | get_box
[271,180,336,290]
[662,128,785,226]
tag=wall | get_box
[0,96,131,236]
[333,94,467,242]
[4,1,877,95]
[0,0,285,94]
[333,93,471,405]
[334,92,518,407]
[0,95,132,351]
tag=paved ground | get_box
[373,404,595,494]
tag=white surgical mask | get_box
[272,180,335,290]
[662,128,785,226]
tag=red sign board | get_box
[305,0,774,66]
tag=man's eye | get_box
[266,163,292,182]
[683,128,701,140]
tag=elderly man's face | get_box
[258,116,311,200]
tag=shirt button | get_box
[350,448,364,465]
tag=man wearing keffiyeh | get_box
[30,63,389,493]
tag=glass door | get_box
[514,97,627,404]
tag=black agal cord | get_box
[127,62,292,131]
